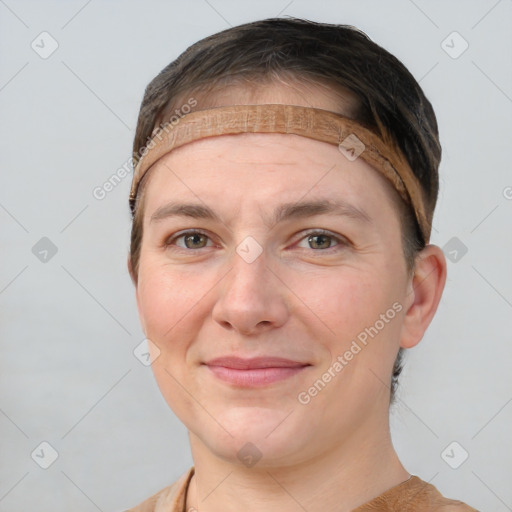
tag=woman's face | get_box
[133,87,416,468]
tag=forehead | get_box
[140,79,400,231]
[144,78,367,208]
[141,132,402,237]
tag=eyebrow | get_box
[149,199,372,228]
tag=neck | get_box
[185,416,409,512]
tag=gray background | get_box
[1,0,511,510]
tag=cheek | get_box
[305,270,378,337]
[138,272,174,334]
[137,258,202,343]
[305,267,401,362]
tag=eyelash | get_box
[164,229,348,253]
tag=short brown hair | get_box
[128,17,442,405]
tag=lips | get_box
[203,356,310,386]
[205,356,308,369]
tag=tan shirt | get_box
[125,467,479,511]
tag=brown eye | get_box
[183,232,208,249]
[165,230,213,250]
[296,230,346,252]
[308,233,334,250]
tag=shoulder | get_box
[123,466,195,512]
[353,475,479,511]
[406,476,480,511]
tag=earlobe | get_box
[399,244,448,349]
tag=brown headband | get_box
[129,104,431,243]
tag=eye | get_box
[165,230,214,250]
[163,229,348,253]
[296,230,346,251]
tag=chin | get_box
[194,406,312,467]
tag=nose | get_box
[211,247,289,336]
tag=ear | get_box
[399,244,447,349]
